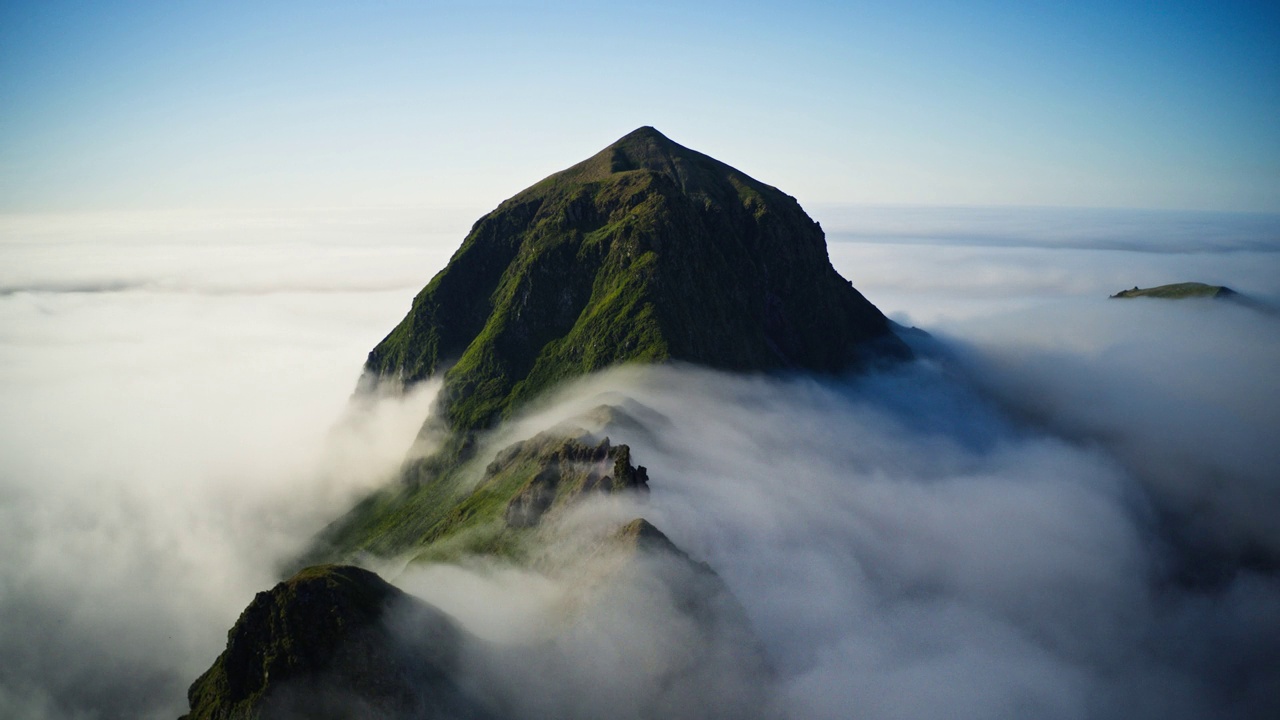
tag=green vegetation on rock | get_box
[311,427,649,564]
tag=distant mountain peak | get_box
[1110,282,1237,299]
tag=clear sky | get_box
[2,0,1278,215]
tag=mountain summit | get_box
[365,127,908,432]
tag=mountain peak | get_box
[365,129,910,432]
[181,565,486,720]
[538,126,744,199]
[621,124,665,139]
[604,126,683,170]
[614,125,669,145]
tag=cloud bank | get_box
[530,355,1277,720]
[0,216,448,719]
[1,206,1276,718]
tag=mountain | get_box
[181,565,490,720]
[1109,281,1279,316]
[181,128,904,719]
[364,126,908,435]
[1110,282,1238,299]
[314,126,912,560]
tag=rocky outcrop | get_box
[181,565,487,720]
[501,435,649,529]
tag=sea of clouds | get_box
[0,206,1276,719]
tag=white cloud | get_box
[2,206,1276,718]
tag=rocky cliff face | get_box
[365,126,908,434]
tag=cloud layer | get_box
[530,356,1277,720]
[0,218,447,719]
[1,206,1276,718]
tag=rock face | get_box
[365,126,908,433]
[182,565,487,720]
[500,435,649,529]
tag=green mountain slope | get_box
[365,126,908,434]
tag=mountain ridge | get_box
[181,128,905,719]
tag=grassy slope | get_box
[312,429,648,564]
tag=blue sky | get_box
[2,0,1277,214]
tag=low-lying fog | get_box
[1,206,1276,719]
